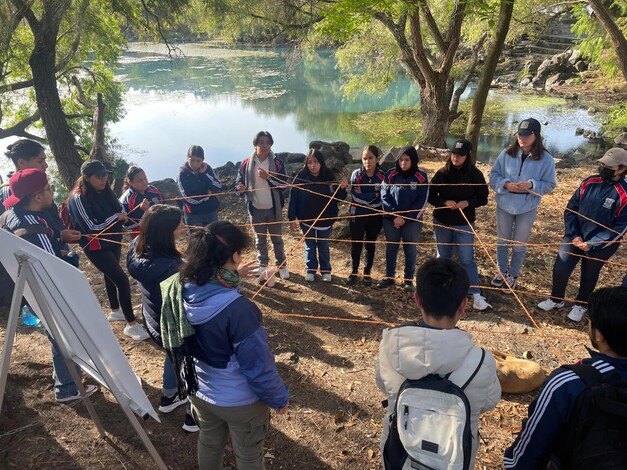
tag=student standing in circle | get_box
[119,166,163,239]
[288,149,348,282]
[236,131,290,280]
[489,118,556,292]
[177,145,222,232]
[429,139,491,310]
[347,145,386,286]
[538,148,627,322]
[68,160,149,341]
[160,221,289,470]
[378,145,429,292]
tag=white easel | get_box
[0,252,167,469]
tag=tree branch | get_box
[417,0,446,54]
[450,32,487,116]
[0,108,43,141]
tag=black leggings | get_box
[349,214,383,274]
[550,238,620,305]
[84,246,136,322]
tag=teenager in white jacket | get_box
[376,258,501,468]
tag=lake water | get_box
[0,43,603,182]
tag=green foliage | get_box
[571,1,627,78]
[603,103,627,135]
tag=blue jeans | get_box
[184,211,218,233]
[383,218,422,282]
[301,224,331,273]
[49,333,81,399]
[163,354,178,396]
[434,220,481,295]
[495,206,537,278]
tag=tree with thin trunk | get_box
[466,0,515,162]
[586,0,627,81]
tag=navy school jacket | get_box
[119,185,163,236]
[349,166,386,217]
[381,168,429,222]
[177,163,221,215]
[68,189,123,251]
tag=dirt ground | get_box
[1,157,625,470]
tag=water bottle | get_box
[21,305,41,326]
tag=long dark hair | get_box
[135,205,182,258]
[506,135,546,160]
[179,221,249,286]
[72,175,121,210]
[443,152,474,175]
[301,148,335,181]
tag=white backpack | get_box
[383,348,485,470]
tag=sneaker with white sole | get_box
[107,309,126,322]
[502,275,517,293]
[124,322,150,341]
[567,305,587,322]
[182,412,199,433]
[322,273,332,282]
[537,298,565,312]
[158,394,188,413]
[305,273,315,282]
[57,384,98,403]
[490,273,506,287]
[473,294,492,311]
[278,267,290,279]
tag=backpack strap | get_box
[562,363,602,388]
[449,348,486,391]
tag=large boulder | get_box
[275,152,306,164]
[379,147,400,171]
[150,178,180,202]
[614,132,627,149]
[308,140,352,165]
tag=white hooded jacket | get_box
[376,323,501,468]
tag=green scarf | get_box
[160,272,198,398]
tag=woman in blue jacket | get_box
[378,145,429,291]
[347,145,386,286]
[538,148,627,322]
[177,145,222,232]
[161,221,289,470]
[119,166,163,239]
[288,149,348,282]
[489,118,556,292]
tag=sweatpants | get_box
[84,245,136,322]
[550,237,620,305]
[349,214,383,274]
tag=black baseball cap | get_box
[80,160,112,176]
[517,118,541,136]
[450,139,472,156]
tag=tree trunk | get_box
[465,0,515,163]
[29,13,83,189]
[587,0,627,81]
[419,78,451,148]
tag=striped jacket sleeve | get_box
[69,192,118,234]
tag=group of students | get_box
[1,125,627,469]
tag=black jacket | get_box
[429,165,488,226]
[126,238,181,346]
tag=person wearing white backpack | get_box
[376,258,501,469]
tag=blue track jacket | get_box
[381,168,429,222]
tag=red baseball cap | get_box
[3,169,49,208]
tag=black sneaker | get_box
[403,281,415,293]
[362,275,372,287]
[158,394,188,413]
[182,412,199,433]
[377,278,395,288]
[346,274,357,286]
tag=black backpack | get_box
[383,349,485,470]
[551,363,627,470]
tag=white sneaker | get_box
[567,305,587,322]
[258,269,276,287]
[305,273,315,282]
[57,384,98,403]
[251,266,266,275]
[322,273,332,282]
[107,309,126,322]
[278,267,290,280]
[124,322,150,341]
[537,298,565,312]
[472,294,492,311]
